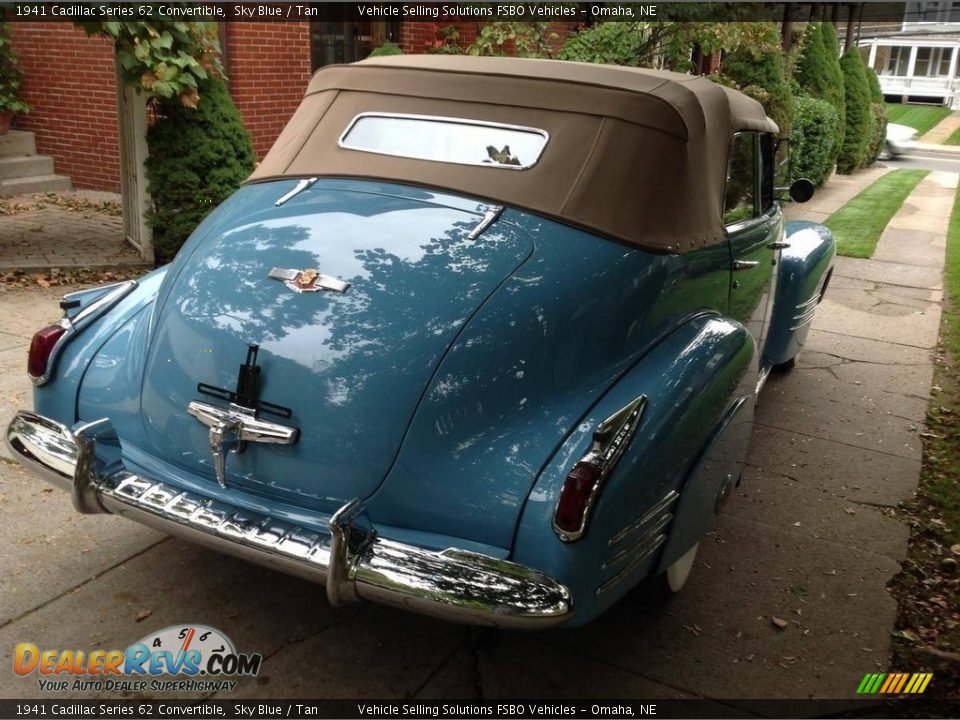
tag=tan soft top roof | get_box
[249,56,778,253]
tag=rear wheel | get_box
[773,356,796,373]
[635,543,700,604]
[666,543,699,592]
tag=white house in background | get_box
[859,2,960,108]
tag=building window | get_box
[885,46,910,76]
[915,46,933,76]
[310,18,399,70]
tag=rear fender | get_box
[763,221,835,368]
[512,313,755,625]
[33,269,167,426]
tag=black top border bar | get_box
[0,2,940,24]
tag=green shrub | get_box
[866,67,884,103]
[367,42,403,57]
[865,101,888,166]
[717,23,793,137]
[864,70,888,167]
[837,46,873,174]
[790,95,839,186]
[557,22,654,66]
[0,22,30,114]
[146,78,255,263]
[795,23,846,166]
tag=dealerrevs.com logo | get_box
[13,625,262,694]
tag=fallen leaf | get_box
[135,609,152,622]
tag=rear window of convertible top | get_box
[339,113,549,170]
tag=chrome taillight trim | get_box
[553,395,647,543]
[30,280,138,386]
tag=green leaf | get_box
[117,49,139,70]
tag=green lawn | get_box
[885,103,953,135]
[824,169,929,257]
[945,126,960,145]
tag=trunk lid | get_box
[140,181,531,511]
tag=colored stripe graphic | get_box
[904,674,919,693]
[892,673,909,694]
[858,672,933,694]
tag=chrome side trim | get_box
[608,490,679,547]
[31,281,138,386]
[6,411,572,629]
[603,512,673,570]
[756,365,772,395]
[596,531,668,596]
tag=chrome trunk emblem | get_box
[268,267,349,293]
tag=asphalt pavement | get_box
[0,167,954,704]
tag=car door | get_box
[723,131,779,365]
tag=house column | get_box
[868,41,878,71]
[907,45,918,77]
[949,45,960,108]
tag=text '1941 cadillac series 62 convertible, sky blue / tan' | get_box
[6,56,834,628]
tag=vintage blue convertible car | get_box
[6,57,834,628]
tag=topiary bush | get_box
[791,95,839,186]
[794,23,846,168]
[146,78,255,263]
[837,46,873,174]
[716,23,793,138]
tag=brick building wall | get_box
[224,22,312,161]
[10,23,121,192]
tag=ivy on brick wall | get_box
[75,20,222,107]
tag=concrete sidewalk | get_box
[0,166,952,703]
[920,112,960,144]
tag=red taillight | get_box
[554,459,604,538]
[28,324,67,380]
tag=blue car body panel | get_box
[763,221,836,367]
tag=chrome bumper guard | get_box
[6,411,572,628]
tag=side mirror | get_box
[789,178,815,203]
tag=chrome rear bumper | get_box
[6,411,572,628]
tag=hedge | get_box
[794,22,846,168]
[837,47,873,174]
[791,95,840,186]
[718,24,793,138]
[146,78,255,263]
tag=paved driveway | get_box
[0,172,952,703]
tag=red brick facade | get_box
[10,23,121,192]
[224,22,312,160]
